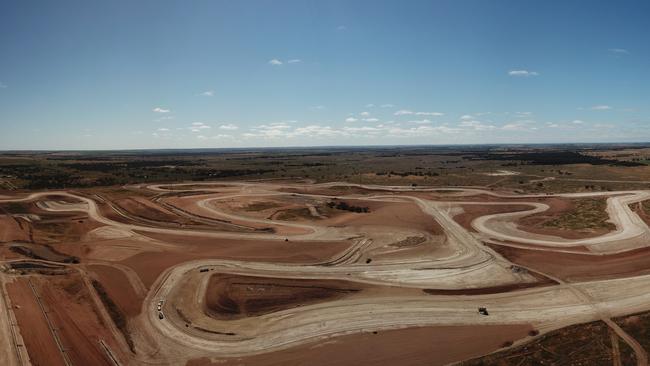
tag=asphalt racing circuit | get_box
[2,180,650,365]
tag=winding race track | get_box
[2,180,650,365]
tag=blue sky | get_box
[1,0,649,150]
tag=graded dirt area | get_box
[5,273,125,366]
[2,180,650,366]
[187,324,534,366]
[5,277,66,366]
[0,215,29,242]
[35,274,118,366]
[491,243,650,282]
[88,264,143,318]
[453,203,532,231]
[121,234,351,288]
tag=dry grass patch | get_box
[243,201,282,211]
[541,198,615,231]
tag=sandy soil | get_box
[186,324,533,366]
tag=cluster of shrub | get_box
[327,200,370,213]
[10,165,275,189]
[466,151,645,167]
[376,171,440,177]
[91,279,135,353]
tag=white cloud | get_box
[410,119,432,124]
[152,107,171,113]
[508,70,539,77]
[500,120,537,131]
[395,109,443,116]
[269,59,302,66]
[189,122,211,132]
[345,117,358,123]
[311,105,326,110]
[609,48,629,54]
[387,125,461,137]
[459,120,496,131]
[365,104,376,108]
[157,128,170,132]
[219,124,239,130]
[291,125,345,138]
[154,115,174,122]
[363,118,379,122]
[571,120,585,124]
[415,111,444,116]
[244,122,294,139]
[200,90,214,97]
[197,133,235,140]
[342,126,382,133]
[460,115,474,121]
[359,111,370,116]
[591,105,612,110]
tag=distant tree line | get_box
[376,171,440,177]
[465,151,645,166]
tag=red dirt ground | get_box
[491,244,650,282]
[632,201,650,226]
[516,197,614,239]
[113,196,181,222]
[453,204,532,232]
[322,199,444,235]
[162,194,308,235]
[6,277,67,366]
[88,264,143,318]
[0,215,30,242]
[186,324,534,366]
[122,233,351,289]
[204,274,364,319]
[35,275,118,366]
[279,185,395,196]
[452,196,615,240]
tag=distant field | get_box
[2,144,650,193]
